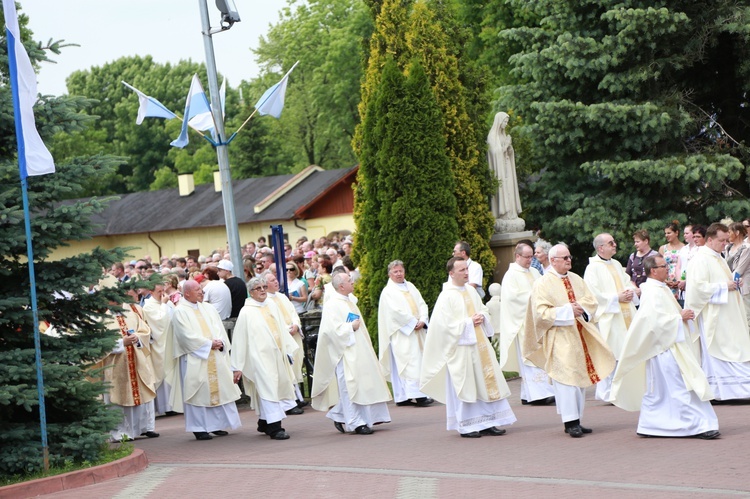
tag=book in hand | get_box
[346,312,360,323]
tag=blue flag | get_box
[255,61,299,119]
[171,74,212,148]
[121,81,177,124]
[3,0,54,179]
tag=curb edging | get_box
[0,448,148,498]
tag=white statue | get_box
[488,112,524,233]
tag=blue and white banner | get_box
[171,74,212,148]
[2,0,54,179]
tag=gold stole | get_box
[192,309,220,406]
[603,263,632,328]
[460,289,501,401]
[401,289,423,351]
[259,306,283,350]
[271,295,292,326]
[116,313,141,406]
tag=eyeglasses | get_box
[250,285,268,292]
[286,268,296,272]
[602,241,616,247]
[552,256,573,261]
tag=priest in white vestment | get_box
[525,244,615,438]
[165,280,242,441]
[610,255,719,439]
[262,270,306,410]
[378,260,433,407]
[312,273,391,435]
[499,243,555,405]
[232,277,301,440]
[141,281,175,416]
[686,223,750,400]
[102,287,158,442]
[583,233,638,401]
[421,257,516,438]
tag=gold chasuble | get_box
[524,271,615,388]
[420,285,511,404]
[103,304,156,407]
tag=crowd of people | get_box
[97,219,750,443]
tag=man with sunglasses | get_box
[610,255,719,439]
[584,233,639,402]
[525,244,615,438]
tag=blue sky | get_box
[20,0,288,95]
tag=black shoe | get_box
[257,420,268,433]
[270,430,290,440]
[637,433,652,438]
[479,427,506,436]
[334,421,345,434]
[694,430,720,440]
[355,425,373,435]
[297,399,310,408]
[460,431,482,438]
[521,399,529,405]
[542,396,556,405]
[141,431,160,438]
[396,399,416,406]
[285,406,304,415]
[211,430,229,436]
[565,425,592,434]
[415,397,434,407]
[710,399,726,405]
[567,426,584,438]
[194,432,213,441]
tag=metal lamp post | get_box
[198,0,245,282]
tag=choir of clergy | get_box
[610,254,719,439]
[232,276,301,440]
[311,272,392,435]
[378,260,433,407]
[583,233,638,401]
[499,243,555,405]
[165,280,242,441]
[420,257,516,438]
[95,228,743,443]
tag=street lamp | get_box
[198,0,245,283]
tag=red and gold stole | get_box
[192,308,221,406]
[561,276,601,384]
[461,289,501,401]
[115,312,141,406]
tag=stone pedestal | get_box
[489,230,535,285]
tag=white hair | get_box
[548,243,569,259]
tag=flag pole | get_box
[233,107,259,135]
[5,0,50,468]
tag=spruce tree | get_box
[496,1,750,268]
[0,8,126,476]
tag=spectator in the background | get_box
[533,239,552,275]
[202,267,232,320]
[626,230,658,289]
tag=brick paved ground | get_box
[40,379,750,498]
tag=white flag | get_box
[2,0,54,179]
[255,61,299,119]
[121,81,177,125]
